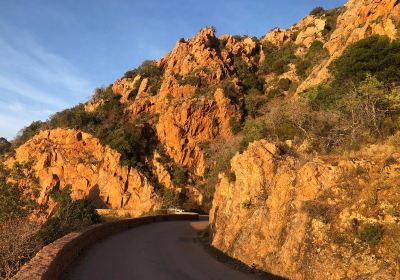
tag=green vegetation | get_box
[278,78,292,91]
[229,117,243,134]
[0,161,100,278]
[388,131,400,147]
[12,121,44,149]
[201,139,241,210]
[330,35,400,84]
[322,7,343,39]
[245,89,268,118]
[219,79,241,103]
[287,35,400,152]
[171,165,189,187]
[234,57,264,92]
[296,40,329,78]
[260,42,297,75]
[356,223,384,246]
[13,87,158,167]
[174,73,202,87]
[39,185,100,244]
[0,138,11,156]
[123,60,163,95]
[309,6,326,17]
[227,171,236,183]
[0,176,35,223]
[239,117,269,151]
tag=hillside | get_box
[1,0,400,278]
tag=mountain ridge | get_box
[1,0,400,278]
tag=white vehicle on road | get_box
[167,206,185,213]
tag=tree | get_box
[331,35,400,85]
[39,185,100,244]
[310,6,326,17]
[12,121,44,149]
[0,138,10,156]
[172,166,188,186]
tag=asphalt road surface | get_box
[64,216,256,280]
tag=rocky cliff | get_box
[111,28,248,176]
[210,140,400,279]
[298,0,400,91]
[2,2,400,273]
[6,129,160,217]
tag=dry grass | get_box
[0,218,42,279]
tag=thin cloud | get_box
[0,23,93,139]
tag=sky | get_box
[0,0,346,140]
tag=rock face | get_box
[262,15,327,57]
[260,0,400,92]
[7,129,160,216]
[210,140,400,279]
[155,89,239,176]
[111,27,244,175]
[298,0,400,91]
[6,0,400,250]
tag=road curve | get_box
[64,216,256,280]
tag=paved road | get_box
[64,216,256,280]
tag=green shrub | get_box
[175,73,202,87]
[383,155,398,167]
[219,79,240,103]
[278,78,292,91]
[296,40,329,78]
[302,201,330,223]
[105,127,146,166]
[16,86,158,168]
[291,31,300,42]
[171,166,188,186]
[227,172,236,182]
[267,88,284,99]
[159,188,179,207]
[0,161,38,223]
[272,60,289,75]
[356,223,384,246]
[245,90,268,118]
[123,60,162,95]
[296,59,312,78]
[38,185,100,245]
[302,83,341,109]
[233,35,246,41]
[123,69,139,79]
[138,60,161,78]
[309,6,326,17]
[322,7,343,38]
[240,117,269,151]
[48,104,95,129]
[0,138,10,156]
[330,35,400,84]
[12,121,45,149]
[242,76,264,92]
[307,40,329,60]
[234,57,264,92]
[229,118,243,134]
[0,180,35,223]
[260,42,297,75]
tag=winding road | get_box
[64,216,257,280]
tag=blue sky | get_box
[0,0,346,140]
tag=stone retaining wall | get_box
[13,214,199,280]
